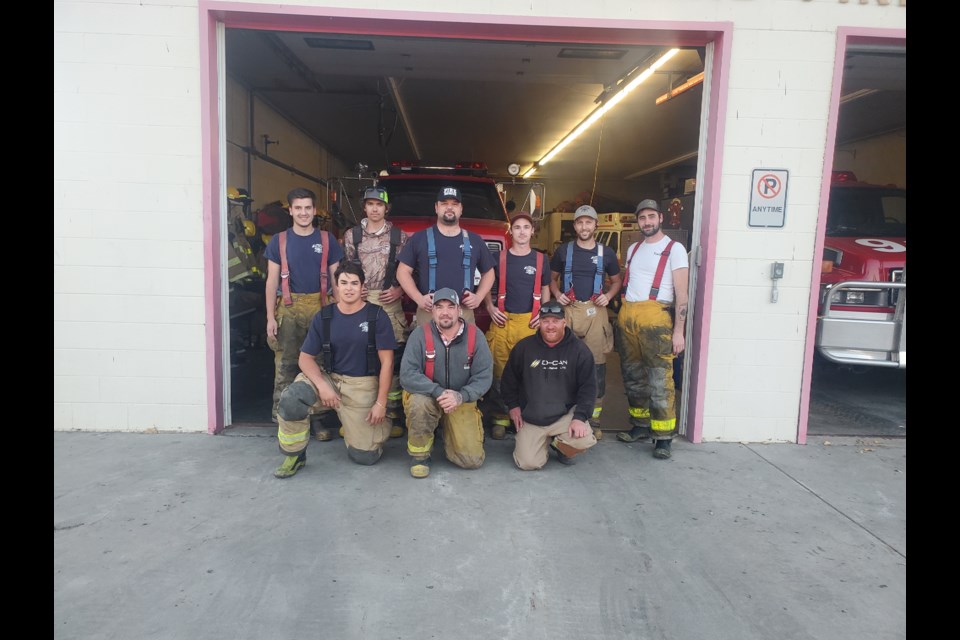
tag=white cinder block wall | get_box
[53,0,905,438]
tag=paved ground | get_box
[54,430,905,640]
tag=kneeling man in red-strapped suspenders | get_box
[399,288,493,479]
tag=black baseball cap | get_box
[437,186,462,202]
[363,186,389,204]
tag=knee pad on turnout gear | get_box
[278,381,318,421]
[347,446,382,466]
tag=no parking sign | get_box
[748,169,789,228]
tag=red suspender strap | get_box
[423,325,436,380]
[319,231,329,307]
[531,251,544,317]
[423,322,476,381]
[496,249,508,313]
[466,323,476,367]
[278,230,293,307]
[620,242,642,298]
[648,240,676,301]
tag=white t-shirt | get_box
[623,236,689,303]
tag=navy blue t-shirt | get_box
[301,303,397,376]
[549,241,620,301]
[264,229,344,294]
[491,250,551,314]
[397,226,496,295]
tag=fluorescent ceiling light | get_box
[839,88,878,104]
[558,47,627,60]
[655,71,705,105]
[304,37,374,51]
[524,48,679,177]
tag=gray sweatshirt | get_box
[400,320,493,403]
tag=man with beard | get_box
[272,262,397,478]
[399,288,493,479]
[614,199,689,459]
[395,186,497,329]
[501,300,598,470]
[549,204,621,440]
[481,210,552,440]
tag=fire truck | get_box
[328,161,512,331]
[816,171,906,368]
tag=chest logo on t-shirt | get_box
[591,255,599,265]
[523,265,536,276]
[359,321,369,333]
[312,244,323,254]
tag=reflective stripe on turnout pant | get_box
[403,390,485,469]
[615,299,677,439]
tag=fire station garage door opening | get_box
[805,43,906,440]
[221,24,709,432]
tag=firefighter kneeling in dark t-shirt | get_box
[501,300,599,470]
[273,262,397,478]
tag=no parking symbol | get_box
[749,168,789,228]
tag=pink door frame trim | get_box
[198,2,732,438]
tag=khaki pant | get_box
[403,391,485,469]
[615,300,677,440]
[482,311,537,427]
[367,289,409,416]
[268,293,324,420]
[513,408,598,470]
[563,300,614,424]
[277,372,391,460]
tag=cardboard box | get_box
[684,178,696,194]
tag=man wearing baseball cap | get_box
[398,287,493,478]
[614,198,689,459]
[500,300,598,469]
[395,186,497,330]
[548,204,622,440]
[481,210,552,440]
[340,185,410,440]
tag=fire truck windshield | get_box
[378,177,506,221]
[825,186,906,238]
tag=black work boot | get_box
[550,442,576,466]
[653,439,672,460]
[617,424,652,443]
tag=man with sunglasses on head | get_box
[500,300,598,470]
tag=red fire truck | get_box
[329,161,511,331]
[816,171,906,368]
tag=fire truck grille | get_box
[890,269,903,305]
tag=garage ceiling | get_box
[225,29,905,189]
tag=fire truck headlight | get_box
[843,291,865,304]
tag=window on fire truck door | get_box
[826,188,907,237]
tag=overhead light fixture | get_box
[655,71,705,105]
[523,48,679,178]
[386,77,421,161]
[839,88,878,104]
[304,37,374,51]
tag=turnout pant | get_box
[267,293,323,421]
[482,311,537,429]
[367,289,409,420]
[403,391,485,469]
[513,409,598,470]
[615,300,677,440]
[277,372,392,465]
[563,300,614,425]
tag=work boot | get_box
[314,428,333,441]
[410,456,432,479]
[550,442,576,466]
[273,451,306,479]
[617,424,652,443]
[390,424,405,438]
[338,426,345,438]
[653,439,672,460]
[310,414,335,442]
[593,427,603,440]
[491,424,506,440]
